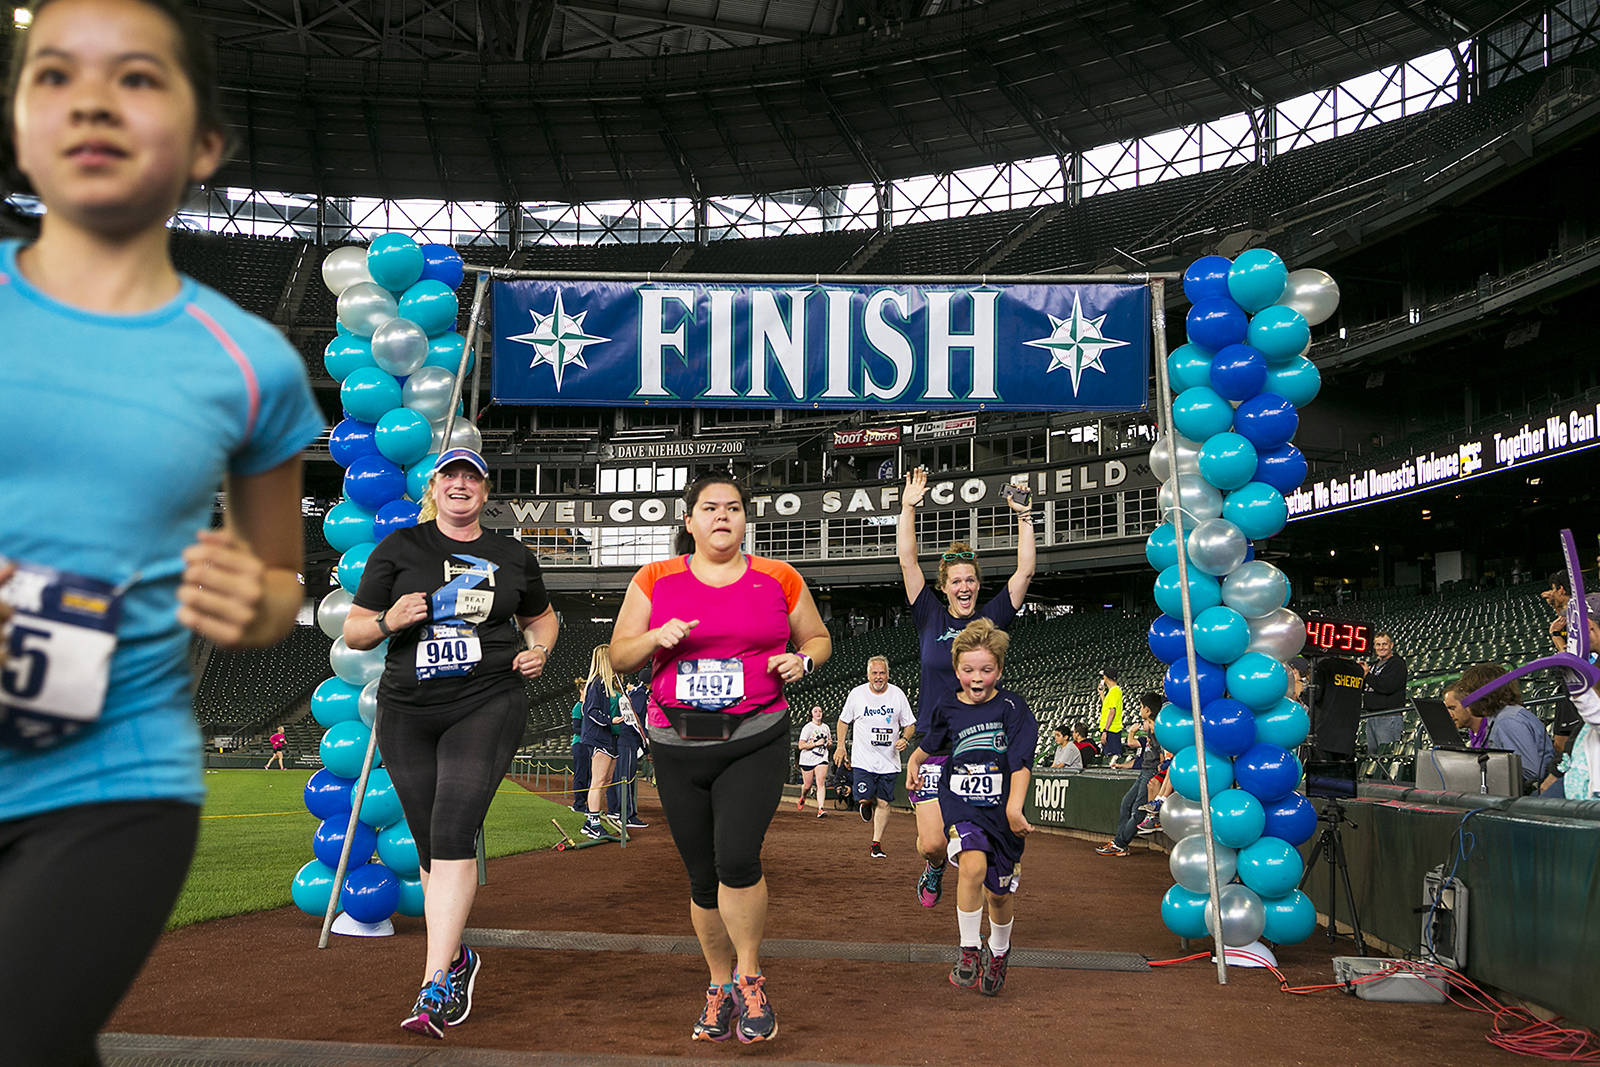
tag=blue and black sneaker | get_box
[734,973,777,1043]
[400,970,451,1039]
[916,860,946,908]
[692,984,735,1042]
[444,944,481,1026]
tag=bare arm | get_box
[768,581,832,683]
[897,468,928,605]
[609,580,697,674]
[1006,492,1036,610]
[906,746,928,793]
[1007,766,1033,834]
[834,717,850,765]
[510,606,558,678]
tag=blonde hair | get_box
[586,644,621,698]
[936,541,982,595]
[950,617,1009,673]
[867,654,889,670]
[417,470,493,523]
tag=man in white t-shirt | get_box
[833,656,916,858]
[797,706,833,817]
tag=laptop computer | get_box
[1413,698,1473,751]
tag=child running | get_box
[905,618,1036,997]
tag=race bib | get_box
[676,658,744,710]
[1,561,122,750]
[917,761,943,792]
[870,725,893,747]
[949,762,1003,807]
[415,624,482,680]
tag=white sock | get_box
[957,907,983,948]
[988,919,1014,957]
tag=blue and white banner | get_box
[491,280,1150,411]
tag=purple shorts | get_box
[946,820,1023,896]
[911,756,948,804]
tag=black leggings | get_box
[652,719,789,908]
[377,686,527,867]
[0,800,199,1067]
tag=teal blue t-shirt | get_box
[0,239,325,820]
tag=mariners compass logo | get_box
[1023,293,1131,395]
[507,291,609,391]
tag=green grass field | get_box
[170,768,586,929]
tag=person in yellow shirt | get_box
[1098,669,1125,760]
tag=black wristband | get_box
[375,611,394,637]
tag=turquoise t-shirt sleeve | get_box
[216,307,325,476]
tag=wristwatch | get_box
[375,610,394,637]
[798,652,814,676]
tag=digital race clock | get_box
[1303,619,1372,655]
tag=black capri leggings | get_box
[377,686,527,867]
[652,717,790,908]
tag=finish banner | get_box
[491,280,1151,411]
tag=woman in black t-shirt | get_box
[346,447,559,1040]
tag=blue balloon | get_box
[378,820,421,877]
[406,453,440,502]
[357,768,406,829]
[341,862,401,923]
[1232,392,1299,450]
[291,859,340,917]
[1209,788,1267,848]
[321,719,374,779]
[324,335,376,383]
[1255,698,1311,750]
[1227,248,1288,312]
[424,331,474,375]
[1186,299,1248,351]
[1265,355,1321,408]
[396,875,426,917]
[399,279,459,337]
[419,243,465,289]
[1261,792,1317,846]
[1155,702,1196,754]
[1145,523,1179,570]
[1148,614,1188,664]
[1254,443,1308,494]
[1238,836,1304,897]
[1170,745,1235,801]
[1199,697,1257,756]
[1183,255,1233,305]
[329,417,380,468]
[1235,743,1300,803]
[1223,482,1289,541]
[323,498,376,553]
[304,767,358,820]
[1262,889,1317,944]
[1196,432,1259,492]
[1153,565,1222,619]
[312,814,377,869]
[374,407,433,467]
[367,233,424,292]
[336,542,376,592]
[1162,883,1212,939]
[340,366,403,424]
[1164,655,1225,711]
[1247,304,1312,363]
[373,499,421,542]
[1166,343,1213,392]
[1227,651,1289,711]
[1192,605,1250,665]
[345,453,405,511]
[1208,344,1267,402]
[310,676,362,728]
[1172,386,1234,442]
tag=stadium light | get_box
[14,6,31,26]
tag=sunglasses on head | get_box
[941,550,976,561]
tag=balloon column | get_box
[291,235,467,929]
[1150,251,1337,950]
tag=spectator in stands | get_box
[1097,693,1164,857]
[0,3,323,1062]
[897,466,1034,913]
[610,472,831,1044]
[1359,632,1408,752]
[1097,669,1126,760]
[263,725,286,770]
[1287,656,1313,708]
[1543,570,1571,652]
[1049,726,1082,771]
[1072,725,1100,765]
[1454,663,1554,790]
[569,678,590,813]
[346,447,559,1039]
[607,675,649,829]
[1442,682,1489,749]
[578,644,626,841]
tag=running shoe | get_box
[1137,814,1160,831]
[580,816,607,840]
[1139,799,1163,815]
[979,944,1010,997]
[870,843,886,859]
[859,800,873,822]
[692,984,735,1042]
[734,974,777,1043]
[400,971,451,1039]
[797,799,805,811]
[625,817,649,829]
[950,946,982,988]
[1136,823,1159,837]
[916,861,946,908]
[815,808,826,818]
[1095,842,1130,857]
[598,812,624,835]
[443,944,480,1026]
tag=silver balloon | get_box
[370,317,429,377]
[1169,833,1238,894]
[330,636,387,686]
[403,366,457,423]
[1187,518,1249,578]
[315,587,354,640]
[1161,794,1205,842]
[1278,268,1340,327]
[359,678,380,728]
[321,245,372,297]
[1150,432,1202,482]
[1221,560,1289,619]
[1205,883,1267,947]
[1158,473,1223,523]
[337,281,398,338]
[1248,607,1307,662]
[430,418,482,455]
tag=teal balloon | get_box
[406,453,439,501]
[323,499,376,553]
[1145,523,1180,570]
[1192,605,1251,666]
[357,768,405,829]
[320,719,373,778]
[324,335,376,382]
[1238,836,1304,897]
[399,279,459,337]
[367,233,425,291]
[1227,248,1288,312]
[1161,884,1211,939]
[396,875,425,917]
[1256,698,1311,749]
[311,676,363,728]
[1155,703,1196,754]
[1153,565,1222,619]
[1209,788,1266,849]
[340,366,403,424]
[1265,355,1321,407]
[1223,482,1288,541]
[375,407,433,467]
[1197,432,1259,491]
[1261,889,1317,944]
[378,820,421,877]
[291,859,340,917]
[1169,745,1234,801]
[1172,386,1234,441]
[337,541,375,592]
[1166,343,1213,392]
[1226,651,1289,711]
[424,332,474,374]
[1247,304,1311,364]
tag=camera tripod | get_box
[1299,798,1367,956]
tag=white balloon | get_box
[1187,518,1249,577]
[315,587,354,640]
[359,678,380,727]
[1222,560,1290,619]
[1162,795,1204,842]
[1278,268,1340,326]
[403,366,457,422]
[431,419,482,455]
[1248,607,1307,662]
[330,636,387,686]
[1206,883,1267,947]
[371,317,429,377]
[321,246,372,297]
[337,282,398,338]
[1170,833,1238,894]
[1158,473,1223,523]
[1151,432,1202,482]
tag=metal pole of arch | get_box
[317,702,383,948]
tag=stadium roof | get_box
[191,0,1511,202]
